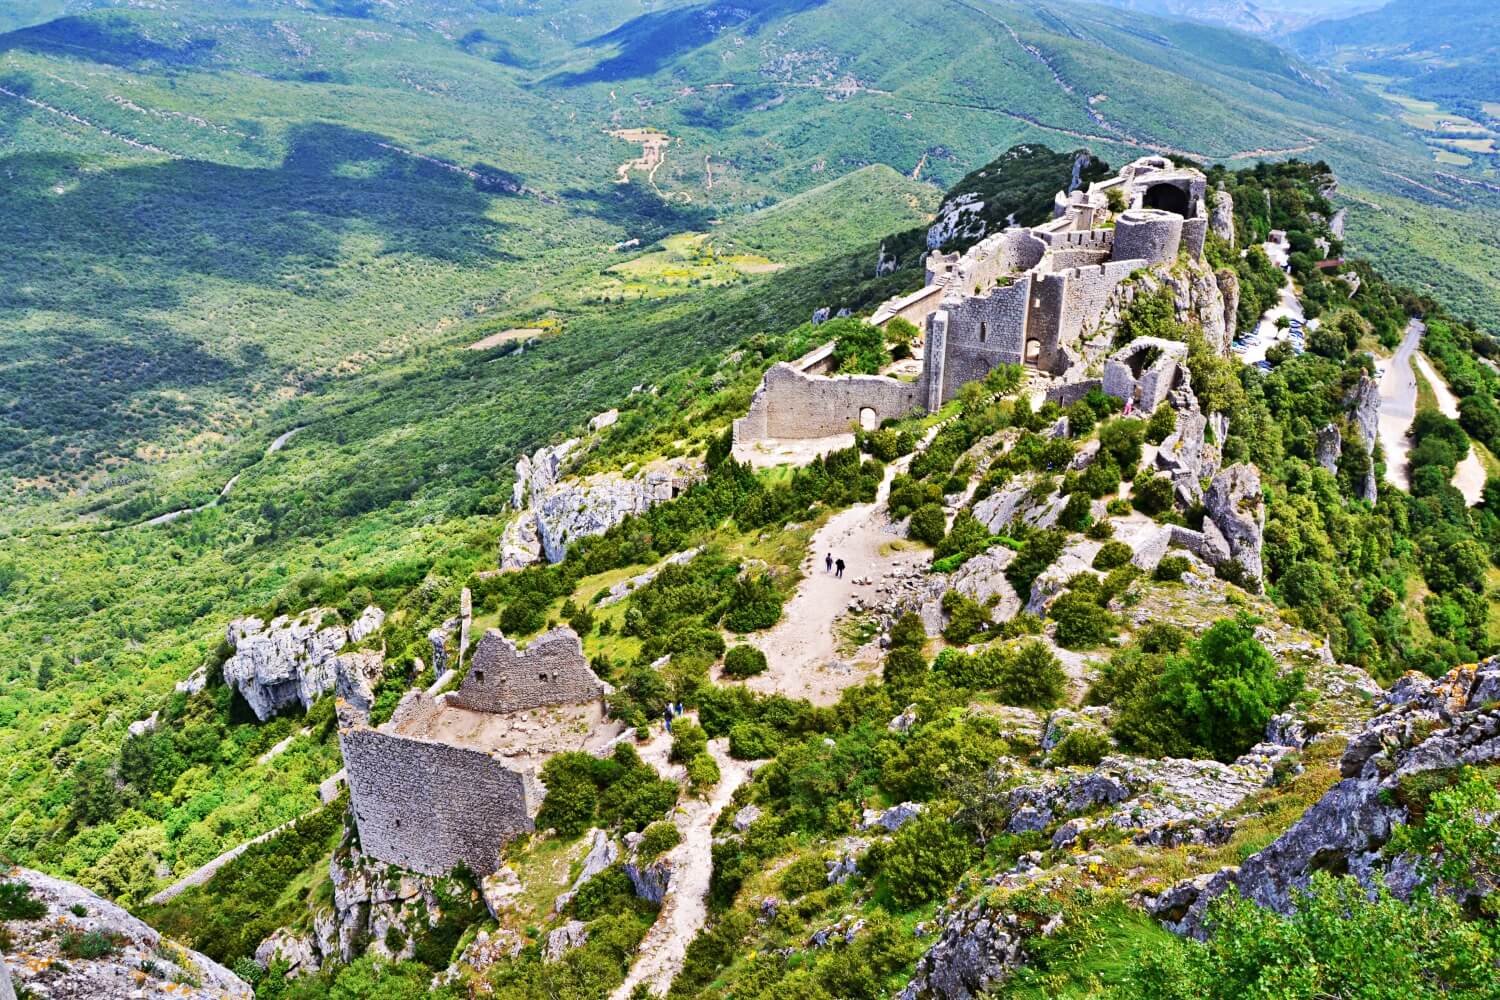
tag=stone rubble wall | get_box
[733,362,925,443]
[339,721,534,877]
[448,627,607,715]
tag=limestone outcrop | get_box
[1096,259,1236,357]
[1202,463,1265,589]
[1150,658,1500,938]
[1210,188,1235,246]
[1345,374,1380,502]
[2,866,251,999]
[502,442,701,568]
[896,897,1031,1000]
[1315,423,1342,473]
[222,606,385,722]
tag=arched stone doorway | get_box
[859,407,878,432]
[1025,338,1043,367]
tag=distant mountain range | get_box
[1085,0,1376,36]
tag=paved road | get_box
[1377,318,1423,490]
[1377,318,1485,504]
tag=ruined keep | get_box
[449,627,611,715]
[736,157,1214,445]
[339,626,619,877]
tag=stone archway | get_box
[1025,338,1043,367]
[859,407,878,432]
[1143,182,1190,216]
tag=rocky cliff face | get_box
[2,866,251,999]
[1150,658,1500,938]
[1202,463,1265,589]
[221,606,385,722]
[256,842,463,977]
[1345,374,1380,502]
[501,443,702,568]
[1096,259,1237,356]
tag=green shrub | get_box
[687,752,721,791]
[638,821,681,860]
[1085,518,1116,540]
[572,865,636,921]
[1092,541,1133,571]
[0,881,45,921]
[722,644,768,678]
[60,930,119,959]
[879,814,975,909]
[779,855,829,899]
[728,722,780,760]
[722,574,783,633]
[941,590,989,645]
[1154,555,1192,582]
[670,720,709,764]
[908,503,947,546]
[536,754,602,838]
[1050,728,1111,767]
[1058,491,1093,532]
[866,427,916,462]
[1133,472,1176,516]
[1005,529,1067,596]
[1050,589,1118,649]
[1145,405,1177,445]
[995,640,1067,708]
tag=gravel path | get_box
[610,739,754,999]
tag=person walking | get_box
[825,552,833,573]
[835,557,845,579]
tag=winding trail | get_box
[1412,352,1487,505]
[610,739,754,999]
[736,462,909,706]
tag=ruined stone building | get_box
[735,157,1218,444]
[338,626,618,877]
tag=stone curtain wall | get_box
[734,363,925,442]
[930,280,1031,402]
[448,627,605,715]
[340,726,533,876]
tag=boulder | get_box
[481,865,525,919]
[256,928,322,978]
[889,704,920,733]
[3,867,251,999]
[947,546,1022,623]
[860,801,925,833]
[732,805,762,832]
[625,856,673,905]
[1041,707,1114,752]
[221,606,385,722]
[1210,188,1235,246]
[555,829,618,912]
[896,898,1029,1000]
[544,921,589,963]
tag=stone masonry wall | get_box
[448,627,606,715]
[340,725,533,876]
[932,279,1031,401]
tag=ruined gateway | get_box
[735,157,1217,443]
[338,626,619,877]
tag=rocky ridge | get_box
[221,606,385,722]
[2,866,251,999]
[1150,657,1500,937]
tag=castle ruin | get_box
[735,156,1213,444]
[338,626,618,877]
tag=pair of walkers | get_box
[824,552,845,578]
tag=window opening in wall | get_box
[979,322,987,343]
[539,673,549,682]
[475,671,484,683]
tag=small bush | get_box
[880,814,975,908]
[61,930,119,959]
[638,820,682,860]
[0,881,45,921]
[1132,472,1176,516]
[571,866,636,921]
[1145,405,1177,445]
[728,722,780,760]
[722,574,783,633]
[1092,541,1133,571]
[1051,728,1111,767]
[722,645,768,678]
[1154,555,1192,582]
[941,590,989,645]
[996,640,1067,708]
[687,752,721,791]
[908,503,947,546]
[670,720,709,764]
[1085,519,1115,541]
[779,856,828,899]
